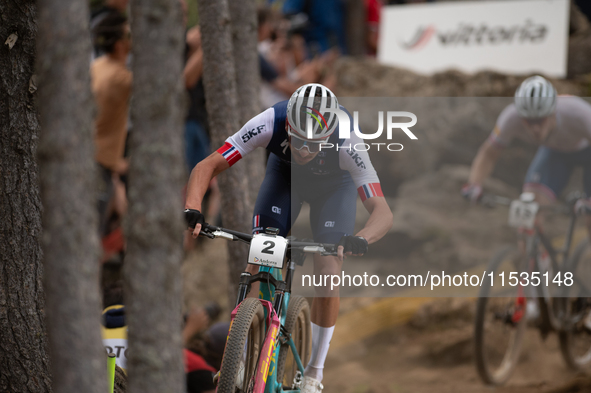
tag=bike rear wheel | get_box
[474,246,527,385]
[277,295,311,389]
[217,298,266,393]
[559,239,591,371]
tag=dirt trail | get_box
[324,297,590,393]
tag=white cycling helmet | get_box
[514,75,557,118]
[286,83,339,141]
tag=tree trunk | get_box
[125,1,186,393]
[229,0,266,215]
[36,0,109,392]
[198,0,252,303]
[0,2,52,392]
[345,0,366,57]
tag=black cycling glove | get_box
[338,235,368,255]
[184,209,204,229]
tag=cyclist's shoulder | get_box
[556,95,591,115]
[498,102,519,120]
[271,100,289,115]
[495,103,522,130]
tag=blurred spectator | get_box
[183,24,210,172]
[282,0,348,56]
[101,278,221,392]
[91,13,131,250]
[185,349,216,393]
[366,0,382,56]
[90,0,129,58]
[179,0,221,251]
[102,281,127,369]
[91,0,128,19]
[257,7,337,108]
[183,305,224,393]
[186,321,230,372]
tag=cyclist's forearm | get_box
[185,152,228,211]
[356,197,393,244]
[468,141,502,185]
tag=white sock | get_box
[304,323,335,382]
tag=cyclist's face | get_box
[286,125,320,165]
[521,115,555,144]
[289,136,320,164]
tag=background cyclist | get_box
[185,83,393,393]
[462,75,591,242]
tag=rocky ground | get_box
[324,298,591,393]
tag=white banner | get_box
[378,0,569,77]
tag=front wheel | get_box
[217,298,266,393]
[474,246,527,386]
[276,295,311,389]
[559,239,591,371]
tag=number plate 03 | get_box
[508,200,539,229]
[248,234,288,269]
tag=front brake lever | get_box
[199,230,215,239]
[197,223,216,239]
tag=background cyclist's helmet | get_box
[286,83,339,142]
[514,75,557,118]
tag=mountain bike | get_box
[198,223,338,393]
[474,191,591,385]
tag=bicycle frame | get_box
[229,257,307,393]
[521,209,579,332]
[201,224,331,393]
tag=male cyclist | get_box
[463,75,591,251]
[185,83,393,392]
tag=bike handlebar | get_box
[199,223,338,256]
[480,193,574,215]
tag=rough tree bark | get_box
[125,1,186,393]
[229,0,265,204]
[198,0,252,302]
[36,0,109,392]
[228,0,259,124]
[229,0,265,217]
[0,2,52,392]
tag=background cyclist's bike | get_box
[198,223,338,393]
[474,191,591,385]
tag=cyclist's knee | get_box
[245,264,258,274]
[522,185,555,206]
[313,255,342,276]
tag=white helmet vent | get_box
[287,83,340,141]
[514,75,557,118]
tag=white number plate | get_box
[508,200,539,229]
[248,234,288,269]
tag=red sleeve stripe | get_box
[217,142,242,166]
[358,183,383,202]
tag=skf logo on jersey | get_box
[272,206,281,214]
[324,221,335,228]
[346,150,366,169]
[242,125,265,143]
